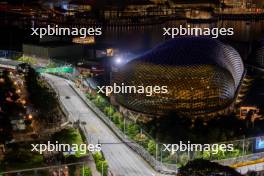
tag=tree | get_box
[24,67,61,123]
[51,128,83,145]
[179,159,242,176]
[3,148,43,169]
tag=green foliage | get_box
[112,112,122,125]
[127,123,140,138]
[86,93,95,100]
[17,56,37,64]
[104,106,115,118]
[96,160,108,176]
[147,140,156,156]
[118,119,125,130]
[51,128,86,157]
[92,152,108,176]
[3,148,43,169]
[83,166,92,176]
[46,61,57,68]
[202,150,211,159]
[92,95,108,110]
[134,133,148,142]
[200,147,242,160]
[52,128,83,144]
[93,152,103,163]
[229,149,240,157]
[178,153,189,166]
[24,67,60,123]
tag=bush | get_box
[51,128,86,157]
[147,140,156,156]
[92,152,108,176]
[104,106,115,118]
[17,56,37,64]
[93,152,103,163]
[96,160,108,176]
[83,166,92,176]
[86,93,94,100]
[118,120,125,131]
[93,95,108,110]
[127,123,140,138]
[112,112,122,125]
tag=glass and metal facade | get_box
[113,37,245,117]
[256,42,264,68]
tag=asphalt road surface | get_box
[44,74,161,176]
[237,162,264,175]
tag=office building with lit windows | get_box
[112,37,245,121]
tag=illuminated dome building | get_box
[112,37,245,121]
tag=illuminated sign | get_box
[256,137,264,150]
[37,67,74,73]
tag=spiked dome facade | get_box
[112,37,245,118]
[255,40,264,68]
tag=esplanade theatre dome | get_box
[113,37,245,118]
[255,40,264,68]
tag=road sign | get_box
[37,67,74,73]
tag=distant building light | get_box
[240,106,260,119]
[28,114,33,120]
[106,48,114,57]
[72,36,95,44]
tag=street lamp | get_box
[28,114,33,120]
[21,99,26,105]
[115,57,123,65]
[16,89,21,94]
